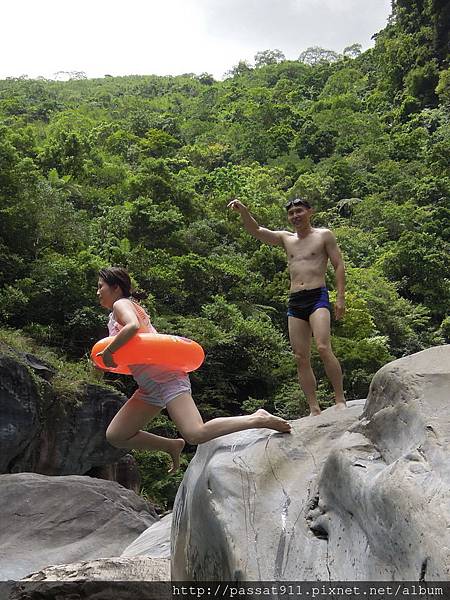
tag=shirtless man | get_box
[228,197,346,416]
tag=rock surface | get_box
[30,383,127,476]
[7,564,171,600]
[17,556,170,582]
[86,453,142,494]
[122,513,172,558]
[172,345,450,581]
[0,353,41,473]
[0,347,142,490]
[2,513,173,599]
[0,473,157,581]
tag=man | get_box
[228,197,346,416]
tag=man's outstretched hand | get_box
[227,199,246,212]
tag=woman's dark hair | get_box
[98,267,146,300]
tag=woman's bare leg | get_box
[106,396,185,473]
[167,393,291,445]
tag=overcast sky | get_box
[1,0,392,81]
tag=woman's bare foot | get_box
[167,438,185,474]
[252,409,291,433]
[335,400,347,410]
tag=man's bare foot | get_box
[253,409,291,433]
[308,401,321,416]
[167,438,185,474]
[335,400,347,410]
[309,407,321,417]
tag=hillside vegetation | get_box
[0,1,448,505]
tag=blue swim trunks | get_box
[287,287,331,322]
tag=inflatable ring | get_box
[91,333,205,375]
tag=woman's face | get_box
[97,278,120,309]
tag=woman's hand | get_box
[96,347,117,368]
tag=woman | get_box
[96,267,291,473]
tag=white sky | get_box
[1,0,392,80]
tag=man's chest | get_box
[284,235,326,261]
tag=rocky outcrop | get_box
[3,513,173,589]
[0,352,42,473]
[0,347,141,489]
[7,563,171,600]
[171,401,365,580]
[3,343,449,587]
[87,453,142,494]
[0,473,157,581]
[16,556,170,583]
[122,513,172,558]
[172,345,450,581]
[31,383,128,475]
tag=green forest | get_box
[1,1,449,506]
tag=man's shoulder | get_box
[314,227,335,239]
[278,230,296,238]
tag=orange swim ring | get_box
[91,333,205,375]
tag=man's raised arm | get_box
[227,199,284,246]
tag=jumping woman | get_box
[96,267,291,473]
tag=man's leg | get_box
[288,316,321,416]
[309,308,346,407]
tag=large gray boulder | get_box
[0,353,41,473]
[31,383,127,476]
[122,513,172,559]
[0,473,157,581]
[172,345,450,581]
[0,347,142,489]
[2,512,173,600]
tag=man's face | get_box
[287,204,311,226]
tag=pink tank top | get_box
[108,299,183,383]
[107,299,157,336]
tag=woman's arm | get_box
[98,299,140,367]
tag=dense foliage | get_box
[1,1,448,506]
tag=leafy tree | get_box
[39,130,90,177]
[379,231,450,321]
[254,49,286,67]
[225,60,253,78]
[299,47,340,65]
[343,44,362,59]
